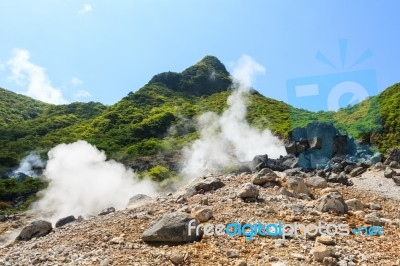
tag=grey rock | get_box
[364,213,385,226]
[315,192,348,213]
[345,199,363,211]
[384,167,395,178]
[237,183,259,199]
[98,207,115,216]
[55,215,76,228]
[285,176,309,194]
[192,177,225,192]
[252,168,277,185]
[393,175,400,186]
[285,141,296,155]
[141,212,201,243]
[278,187,295,198]
[389,161,400,169]
[226,249,239,258]
[16,220,52,241]
[305,176,328,188]
[350,167,366,177]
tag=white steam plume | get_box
[33,140,156,223]
[13,152,44,178]
[181,55,286,178]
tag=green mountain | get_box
[0,56,399,176]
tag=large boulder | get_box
[55,215,76,228]
[141,212,201,243]
[16,220,52,241]
[315,192,348,213]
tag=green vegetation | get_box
[0,177,47,212]
[0,56,399,176]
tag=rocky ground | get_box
[0,163,399,266]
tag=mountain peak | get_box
[149,55,232,96]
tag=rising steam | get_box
[13,152,44,178]
[181,55,286,178]
[33,140,156,223]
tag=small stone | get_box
[322,257,337,266]
[98,207,115,216]
[110,236,125,244]
[291,253,305,260]
[252,168,277,185]
[100,258,110,266]
[226,249,238,258]
[350,167,366,177]
[316,235,335,245]
[237,183,259,199]
[384,167,396,178]
[345,199,363,211]
[305,176,328,188]
[200,196,209,205]
[315,192,348,214]
[278,187,294,198]
[389,161,400,169]
[392,176,400,186]
[369,203,382,210]
[352,210,366,218]
[192,208,213,222]
[170,251,185,265]
[235,260,247,266]
[364,213,385,226]
[285,176,309,194]
[312,245,334,262]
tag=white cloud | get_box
[7,49,67,104]
[74,90,91,99]
[79,4,93,14]
[71,77,83,86]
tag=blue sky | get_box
[0,1,399,110]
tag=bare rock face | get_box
[251,168,277,185]
[16,220,52,241]
[315,192,348,213]
[142,212,201,243]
